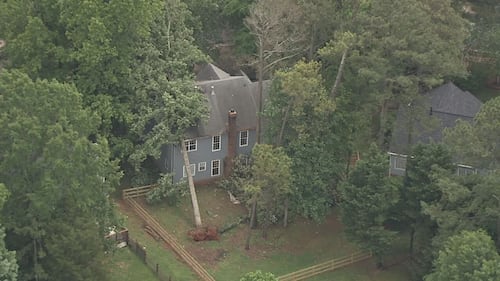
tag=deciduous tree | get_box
[244,144,292,249]
[245,0,308,142]
[425,230,500,281]
[0,70,121,281]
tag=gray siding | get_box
[236,129,256,155]
[171,135,228,183]
[160,129,258,183]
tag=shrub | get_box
[146,174,188,205]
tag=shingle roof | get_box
[390,82,483,154]
[185,66,268,138]
[195,63,231,81]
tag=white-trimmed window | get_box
[211,159,221,176]
[394,156,407,170]
[183,164,196,177]
[239,130,249,147]
[198,162,207,172]
[212,135,221,151]
[457,164,476,176]
[184,139,197,152]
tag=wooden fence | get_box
[125,198,216,281]
[122,184,158,199]
[277,251,372,281]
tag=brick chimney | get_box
[224,109,237,177]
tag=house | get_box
[388,82,483,176]
[158,63,267,183]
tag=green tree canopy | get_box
[339,144,400,266]
[245,144,292,229]
[0,184,18,281]
[423,170,500,249]
[444,96,500,170]
[0,70,121,280]
[425,230,500,281]
[400,143,455,277]
[319,0,469,146]
[264,61,348,222]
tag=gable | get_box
[389,82,483,154]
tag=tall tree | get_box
[320,0,469,145]
[264,61,348,222]
[425,230,500,281]
[127,0,208,225]
[245,0,308,143]
[338,144,400,267]
[0,0,208,174]
[0,70,121,281]
[400,143,455,277]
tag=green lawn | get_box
[129,185,412,281]
[106,247,158,281]
[116,199,198,281]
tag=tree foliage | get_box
[0,184,17,281]
[319,0,469,145]
[399,143,455,277]
[444,96,500,170]
[0,70,121,281]
[423,170,500,249]
[240,270,278,281]
[425,230,500,281]
[264,60,348,222]
[244,144,292,233]
[0,0,208,175]
[339,144,399,265]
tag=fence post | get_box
[156,263,159,275]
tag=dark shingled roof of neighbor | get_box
[390,82,483,154]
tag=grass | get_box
[129,185,412,281]
[106,247,158,281]
[116,199,198,281]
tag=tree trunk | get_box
[34,238,39,281]
[378,101,388,148]
[181,141,202,228]
[283,198,289,228]
[256,40,264,144]
[496,216,500,249]
[409,227,415,258]
[307,24,315,61]
[245,198,258,250]
[277,103,292,146]
[330,48,348,100]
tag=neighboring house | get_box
[158,63,266,183]
[388,82,483,176]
